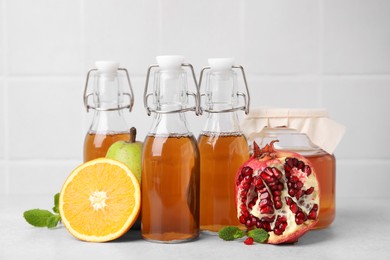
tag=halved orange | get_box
[59,158,141,242]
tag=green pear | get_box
[106,127,142,183]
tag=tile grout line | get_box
[2,0,10,194]
[239,0,246,63]
[318,0,324,107]
[80,0,88,138]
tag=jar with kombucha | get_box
[256,127,336,229]
[83,61,134,162]
[141,56,201,243]
[198,58,251,233]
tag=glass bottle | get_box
[141,55,200,243]
[256,127,336,229]
[198,58,251,233]
[83,61,134,162]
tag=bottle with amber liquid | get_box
[141,56,201,243]
[83,61,134,162]
[198,58,251,233]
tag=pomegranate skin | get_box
[235,141,320,244]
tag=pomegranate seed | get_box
[305,187,314,195]
[274,200,282,209]
[278,183,284,190]
[259,199,268,207]
[285,170,291,178]
[286,158,294,168]
[285,197,293,205]
[297,161,304,170]
[290,203,299,214]
[308,209,317,220]
[246,219,254,227]
[290,176,299,183]
[260,205,274,214]
[264,167,274,176]
[274,195,281,201]
[312,204,319,211]
[296,181,303,189]
[262,222,271,231]
[242,166,253,177]
[260,192,269,199]
[239,215,247,224]
[272,167,282,178]
[273,190,281,196]
[304,165,312,176]
[288,189,296,196]
[242,182,250,190]
[260,172,274,182]
[274,228,283,235]
[240,204,247,210]
[292,158,298,167]
[295,190,303,200]
[244,237,254,245]
[256,221,263,228]
[254,178,264,188]
[296,211,307,221]
[284,164,292,172]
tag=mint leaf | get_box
[218,226,246,241]
[47,215,61,228]
[52,193,60,213]
[248,228,269,243]
[24,209,54,227]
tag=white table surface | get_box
[1,195,389,260]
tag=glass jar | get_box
[255,127,336,229]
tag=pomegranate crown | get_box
[252,140,279,159]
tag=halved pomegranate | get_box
[235,141,319,244]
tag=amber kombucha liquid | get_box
[141,134,200,242]
[83,131,130,162]
[305,153,336,229]
[198,133,249,233]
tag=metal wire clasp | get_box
[198,65,250,115]
[83,68,134,112]
[143,63,201,116]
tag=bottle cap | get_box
[156,55,184,70]
[95,61,119,77]
[208,58,234,71]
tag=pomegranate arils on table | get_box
[235,141,320,244]
[244,237,254,245]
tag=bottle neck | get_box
[149,112,191,136]
[201,112,241,134]
[89,110,128,134]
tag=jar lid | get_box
[241,107,346,154]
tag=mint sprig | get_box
[218,226,269,244]
[23,193,61,228]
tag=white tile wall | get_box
[7,0,82,75]
[322,77,390,160]
[0,0,389,197]
[83,0,160,75]
[323,0,390,74]
[8,79,84,160]
[8,162,78,195]
[244,0,320,74]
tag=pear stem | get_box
[129,127,137,143]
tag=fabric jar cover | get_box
[240,108,346,154]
